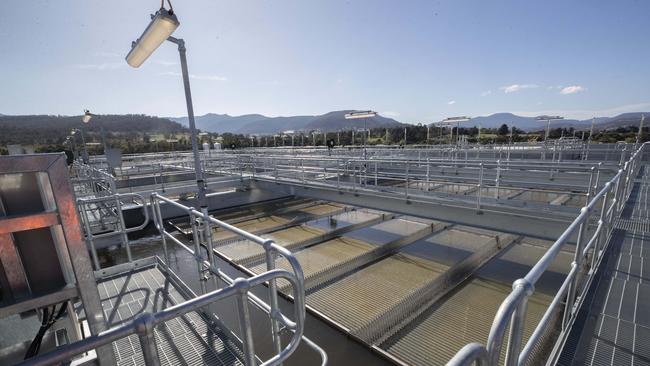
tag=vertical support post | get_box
[264,244,283,358]
[136,313,160,366]
[563,207,589,329]
[375,161,378,187]
[114,194,132,262]
[426,158,430,191]
[153,196,170,266]
[477,163,484,213]
[77,201,100,270]
[405,163,410,200]
[504,285,530,366]
[201,207,219,290]
[494,160,501,199]
[189,210,207,295]
[236,289,257,366]
[585,166,595,203]
[592,189,610,268]
[168,36,207,208]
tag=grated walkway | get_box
[97,265,244,366]
[559,165,650,366]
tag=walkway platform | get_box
[559,166,650,365]
[94,258,246,366]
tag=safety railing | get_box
[18,269,304,366]
[77,192,150,269]
[22,190,326,366]
[446,142,647,366]
[206,154,616,212]
[149,193,327,366]
[70,161,118,198]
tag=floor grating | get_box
[97,265,245,366]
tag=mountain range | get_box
[170,111,647,134]
[170,110,404,134]
[467,112,646,131]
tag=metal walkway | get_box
[96,261,245,366]
[559,166,650,365]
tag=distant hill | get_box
[170,110,404,134]
[0,114,187,146]
[443,112,647,132]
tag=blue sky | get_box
[1,0,649,123]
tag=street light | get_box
[345,110,377,160]
[438,116,471,147]
[125,6,207,208]
[535,115,564,142]
[126,9,179,68]
[82,110,109,155]
[71,128,89,163]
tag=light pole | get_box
[65,136,77,161]
[126,7,207,208]
[345,110,377,160]
[71,128,89,164]
[439,116,471,147]
[536,115,564,142]
[637,114,645,147]
[82,110,109,155]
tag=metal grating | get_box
[97,265,245,366]
[306,253,449,333]
[381,277,555,365]
[614,219,650,234]
[559,163,650,366]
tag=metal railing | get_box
[148,193,326,364]
[200,154,614,213]
[77,192,150,269]
[446,142,647,366]
[21,190,327,366]
[18,269,303,366]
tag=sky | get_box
[1,0,649,123]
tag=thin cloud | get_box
[75,62,125,71]
[382,111,400,117]
[560,85,586,95]
[447,100,456,105]
[481,90,492,97]
[159,71,227,81]
[500,84,539,93]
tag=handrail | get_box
[77,192,150,269]
[17,269,301,366]
[446,142,647,366]
[150,192,326,366]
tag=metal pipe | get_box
[167,36,207,208]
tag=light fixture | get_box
[535,115,564,142]
[82,110,92,123]
[344,110,377,119]
[436,116,472,147]
[535,115,563,121]
[126,9,180,68]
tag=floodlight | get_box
[441,116,471,123]
[535,115,563,121]
[126,9,180,68]
[82,110,92,123]
[345,110,377,119]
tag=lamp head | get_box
[82,110,92,123]
[126,8,180,68]
[345,110,378,119]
